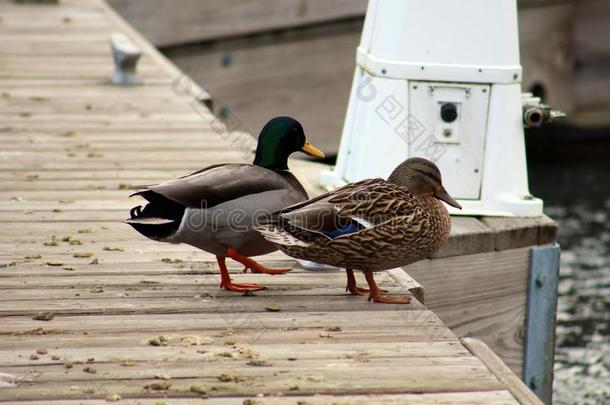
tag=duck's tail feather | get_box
[255,224,311,248]
[125,191,185,241]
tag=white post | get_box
[321,0,543,217]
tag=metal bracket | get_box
[109,33,142,86]
[195,91,214,112]
[524,243,560,404]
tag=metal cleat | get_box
[109,33,142,86]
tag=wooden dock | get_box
[0,0,543,403]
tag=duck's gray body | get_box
[174,188,306,256]
[127,163,308,257]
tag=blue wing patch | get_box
[323,221,364,239]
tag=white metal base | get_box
[320,169,544,218]
[447,196,544,217]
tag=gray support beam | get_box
[524,243,560,404]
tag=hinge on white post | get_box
[521,93,566,128]
[109,33,142,86]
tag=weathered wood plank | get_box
[433,217,495,258]
[0,168,186,180]
[0,290,424,317]
[108,0,367,47]
[0,323,453,351]
[481,216,558,251]
[0,56,167,80]
[0,338,467,363]
[404,247,531,376]
[0,37,111,56]
[463,337,543,405]
[0,94,196,114]
[0,391,520,405]
[0,368,505,402]
[0,313,452,354]
[165,19,361,154]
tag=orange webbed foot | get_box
[243,264,291,275]
[227,247,291,275]
[345,268,370,296]
[217,255,266,292]
[347,285,370,296]
[219,280,265,292]
[367,293,411,304]
[364,271,411,304]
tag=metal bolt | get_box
[535,273,546,287]
[442,128,452,138]
[381,68,387,74]
[218,105,231,120]
[530,376,542,389]
[196,92,214,111]
[221,52,232,67]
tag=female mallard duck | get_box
[125,116,324,292]
[255,157,461,304]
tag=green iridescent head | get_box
[253,116,324,170]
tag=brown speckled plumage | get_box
[255,157,461,303]
[256,158,461,304]
[256,178,451,271]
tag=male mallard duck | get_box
[125,116,324,292]
[255,157,461,304]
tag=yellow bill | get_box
[301,141,325,158]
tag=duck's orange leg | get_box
[217,256,265,292]
[226,247,290,275]
[364,272,411,304]
[345,268,369,296]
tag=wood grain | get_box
[165,19,362,154]
[463,337,543,405]
[0,0,526,403]
[404,247,531,376]
[10,391,520,405]
[107,0,368,47]
[481,216,558,251]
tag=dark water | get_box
[528,133,610,404]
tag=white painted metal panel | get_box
[322,0,543,216]
[409,82,490,199]
[343,72,411,181]
[367,0,520,67]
